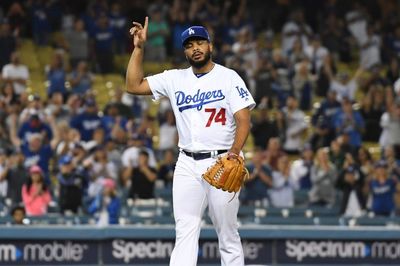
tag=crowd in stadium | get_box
[0,0,400,226]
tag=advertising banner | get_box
[277,239,400,265]
[102,238,273,265]
[0,240,98,265]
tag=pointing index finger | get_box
[143,16,149,32]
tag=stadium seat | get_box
[355,216,400,226]
[154,187,173,202]
[259,216,314,226]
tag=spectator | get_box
[281,95,308,154]
[31,0,51,46]
[64,18,89,68]
[6,2,26,37]
[126,150,157,199]
[18,94,44,125]
[88,178,120,226]
[360,24,381,70]
[281,9,312,55]
[91,13,114,73]
[170,6,190,63]
[145,6,169,62]
[6,150,28,205]
[46,52,67,97]
[292,59,314,111]
[253,54,275,106]
[0,20,16,69]
[22,165,51,216]
[309,148,337,207]
[157,148,176,188]
[287,38,306,66]
[387,25,400,61]
[345,2,368,47]
[357,146,374,179]
[1,52,29,96]
[68,61,93,96]
[290,144,314,191]
[121,133,157,169]
[70,98,104,142]
[157,110,178,158]
[334,97,365,150]
[310,89,341,150]
[109,2,127,54]
[359,86,385,142]
[101,102,127,141]
[271,48,291,107]
[241,149,271,205]
[250,107,279,149]
[10,205,26,225]
[57,154,86,214]
[87,145,118,181]
[386,58,400,86]
[369,160,399,216]
[0,82,18,106]
[44,92,70,124]
[268,154,295,207]
[321,14,352,63]
[327,67,363,103]
[263,137,285,171]
[304,35,329,75]
[18,110,53,145]
[21,133,53,183]
[379,99,400,157]
[0,149,8,199]
[336,164,366,217]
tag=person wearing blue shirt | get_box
[31,1,51,45]
[18,113,53,145]
[91,13,114,73]
[70,99,104,142]
[101,103,127,140]
[109,3,127,54]
[46,53,67,97]
[88,178,120,225]
[369,160,399,216]
[241,149,272,205]
[333,97,365,150]
[310,89,341,149]
[68,61,93,95]
[21,134,53,184]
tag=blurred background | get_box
[1,0,400,265]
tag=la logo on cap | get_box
[189,28,195,35]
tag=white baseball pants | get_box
[169,152,244,266]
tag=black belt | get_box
[181,149,228,160]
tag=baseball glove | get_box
[202,154,249,193]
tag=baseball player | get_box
[126,17,255,266]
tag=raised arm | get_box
[126,16,152,95]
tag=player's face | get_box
[183,39,212,68]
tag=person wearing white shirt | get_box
[282,9,312,55]
[158,110,178,155]
[304,35,329,74]
[1,52,29,95]
[282,95,308,154]
[126,19,255,266]
[268,155,295,207]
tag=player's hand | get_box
[129,16,148,49]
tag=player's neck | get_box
[191,61,215,74]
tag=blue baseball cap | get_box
[59,155,73,166]
[181,26,210,46]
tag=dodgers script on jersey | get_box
[146,63,255,152]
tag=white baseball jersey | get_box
[146,63,255,152]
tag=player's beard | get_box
[187,49,211,69]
